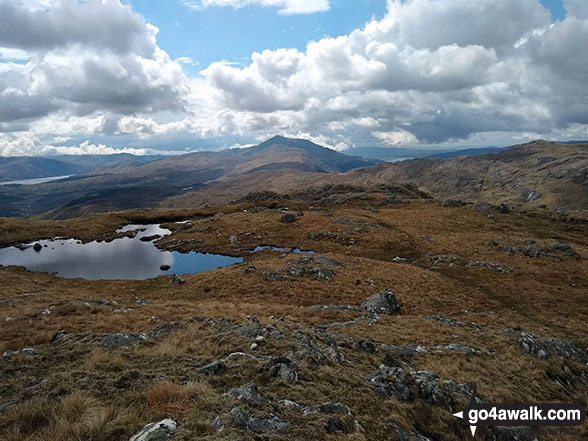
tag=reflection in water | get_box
[0,224,242,281]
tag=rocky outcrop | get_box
[226,382,265,404]
[199,360,227,375]
[213,407,291,434]
[129,419,178,441]
[281,213,297,224]
[361,289,401,314]
[101,332,147,349]
[517,331,587,362]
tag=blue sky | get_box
[131,0,565,74]
[127,0,389,74]
[1,0,587,155]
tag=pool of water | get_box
[0,224,242,280]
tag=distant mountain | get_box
[165,140,588,211]
[0,154,165,182]
[344,146,506,161]
[425,146,505,159]
[0,157,82,182]
[0,136,380,218]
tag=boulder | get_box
[129,419,178,441]
[199,360,226,375]
[226,382,264,404]
[352,339,377,354]
[361,289,400,314]
[33,243,43,252]
[281,213,297,224]
[551,242,579,257]
[170,275,185,286]
[302,402,351,416]
[101,332,147,349]
[223,407,291,434]
[367,367,412,401]
[443,199,465,208]
[261,357,298,383]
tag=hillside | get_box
[0,157,82,182]
[0,137,380,218]
[0,195,586,441]
[0,154,165,183]
[165,141,588,212]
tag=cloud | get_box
[191,0,588,145]
[373,130,418,146]
[183,0,329,15]
[3,0,588,155]
[0,0,189,129]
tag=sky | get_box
[0,0,587,156]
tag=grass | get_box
[0,197,587,440]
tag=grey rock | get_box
[367,367,412,401]
[518,332,550,359]
[140,235,161,242]
[309,231,355,246]
[261,357,298,383]
[199,360,227,375]
[129,419,178,441]
[307,304,360,312]
[312,255,346,267]
[227,382,264,404]
[265,265,336,282]
[149,322,185,339]
[229,407,291,434]
[551,242,579,257]
[1,347,40,357]
[467,261,512,273]
[414,371,448,408]
[519,331,587,362]
[474,202,493,213]
[294,332,326,364]
[212,416,224,432]
[170,275,185,285]
[443,199,465,208]
[281,213,297,224]
[302,402,351,415]
[331,217,365,226]
[362,289,401,314]
[426,315,466,327]
[352,339,378,354]
[101,332,147,349]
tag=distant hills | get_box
[0,154,165,182]
[343,146,505,161]
[0,136,380,218]
[0,137,586,218]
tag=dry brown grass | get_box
[0,197,586,440]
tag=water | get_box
[0,224,242,280]
[0,175,74,186]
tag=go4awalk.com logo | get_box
[452,389,586,437]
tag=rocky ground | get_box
[0,192,587,440]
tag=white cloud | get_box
[373,130,418,146]
[176,56,196,65]
[2,0,588,154]
[183,0,329,15]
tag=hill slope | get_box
[0,136,380,218]
[165,141,588,211]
